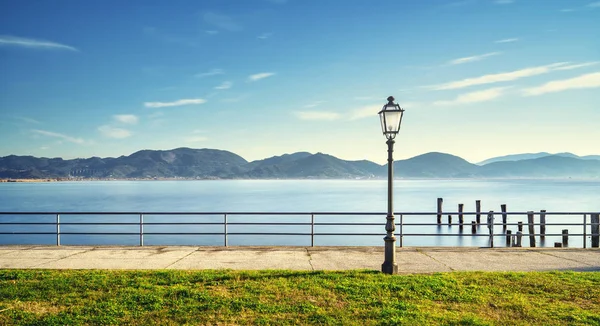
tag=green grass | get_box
[0,270,598,325]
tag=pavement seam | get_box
[415,248,455,271]
[305,248,315,271]
[30,248,94,268]
[164,248,199,269]
[533,250,594,267]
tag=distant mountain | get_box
[478,156,600,178]
[1,148,599,179]
[478,152,600,165]
[394,152,479,178]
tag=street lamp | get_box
[378,96,405,274]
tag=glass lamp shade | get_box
[378,99,404,139]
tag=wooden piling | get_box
[437,198,443,225]
[562,229,569,247]
[527,211,536,247]
[471,221,476,234]
[501,204,507,230]
[487,211,494,248]
[447,215,452,226]
[592,213,599,248]
[540,210,547,240]
[516,231,523,247]
[476,200,481,224]
[458,204,464,226]
[518,221,523,232]
[506,230,512,247]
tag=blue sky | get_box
[1,0,599,164]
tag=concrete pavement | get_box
[0,246,599,272]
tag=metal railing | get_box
[0,211,598,248]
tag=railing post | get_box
[139,214,144,246]
[591,213,599,248]
[583,214,587,249]
[487,211,494,248]
[311,214,314,247]
[399,214,403,248]
[527,211,536,247]
[56,214,60,246]
[224,214,228,247]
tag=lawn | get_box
[0,270,598,325]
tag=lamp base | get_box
[381,261,398,274]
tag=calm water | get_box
[0,179,598,247]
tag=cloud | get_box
[16,116,41,124]
[32,129,84,144]
[430,62,573,90]
[588,1,600,8]
[293,111,341,121]
[349,105,381,120]
[144,98,206,108]
[304,101,325,108]
[448,52,501,65]
[495,38,519,43]
[433,87,508,106]
[0,35,78,51]
[554,62,599,71]
[257,33,273,40]
[195,69,224,78]
[522,72,600,96]
[185,136,208,143]
[214,81,232,90]
[98,125,132,139]
[494,0,514,4]
[248,72,275,82]
[203,12,242,32]
[112,114,138,125]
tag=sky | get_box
[0,0,599,164]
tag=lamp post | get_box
[378,96,405,275]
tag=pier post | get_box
[487,211,494,248]
[516,231,522,247]
[471,221,476,234]
[476,200,481,224]
[501,204,507,230]
[540,210,546,240]
[562,229,569,247]
[592,214,599,248]
[506,230,512,247]
[447,215,452,226]
[437,198,443,225]
[458,204,464,226]
[527,211,536,247]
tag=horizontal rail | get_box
[1,211,598,248]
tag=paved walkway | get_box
[0,246,599,272]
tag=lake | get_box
[1,179,598,247]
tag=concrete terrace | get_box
[0,246,599,272]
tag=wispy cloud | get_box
[248,72,276,82]
[195,69,224,78]
[522,72,600,96]
[304,101,325,108]
[98,125,132,139]
[113,114,138,125]
[257,33,273,40]
[554,62,599,71]
[349,105,380,120]
[588,1,600,8]
[494,38,519,43]
[203,12,242,32]
[214,81,233,90]
[448,52,501,65]
[185,136,208,143]
[434,87,508,106]
[32,129,84,144]
[16,116,41,124]
[294,111,341,121]
[494,0,514,4]
[430,62,572,90]
[144,99,207,108]
[0,35,78,51]
[354,96,375,101]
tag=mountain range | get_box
[1,148,599,180]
